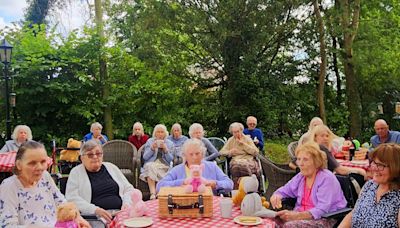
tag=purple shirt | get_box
[274,169,347,219]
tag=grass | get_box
[264,142,291,164]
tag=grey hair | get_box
[132,122,144,133]
[90,122,103,132]
[188,123,204,138]
[246,116,257,124]
[11,125,33,141]
[229,122,244,134]
[152,124,169,138]
[13,141,45,175]
[170,123,182,135]
[80,139,102,155]
[181,138,207,163]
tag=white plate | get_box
[233,216,263,226]
[351,160,368,165]
[123,217,153,228]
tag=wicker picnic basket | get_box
[158,186,213,218]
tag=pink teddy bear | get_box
[127,189,147,217]
[184,164,207,193]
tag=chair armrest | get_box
[321,207,352,219]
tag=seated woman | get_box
[83,122,108,145]
[140,124,174,200]
[167,123,188,159]
[298,117,324,146]
[66,140,135,224]
[0,141,89,227]
[188,123,220,161]
[156,138,233,194]
[339,143,400,228]
[270,143,347,227]
[0,125,32,153]
[307,125,367,179]
[128,122,149,150]
[219,122,259,189]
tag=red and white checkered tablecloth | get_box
[110,196,275,228]
[337,159,370,170]
[0,151,53,173]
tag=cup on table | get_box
[220,198,233,218]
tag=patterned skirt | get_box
[230,158,260,189]
[139,159,169,182]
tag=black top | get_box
[87,165,122,210]
[319,145,340,171]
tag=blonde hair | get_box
[12,125,33,141]
[308,117,323,131]
[369,143,400,190]
[132,122,144,135]
[295,142,327,170]
[308,125,337,150]
[170,123,182,135]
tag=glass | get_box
[83,152,103,158]
[370,161,388,171]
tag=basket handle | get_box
[167,194,204,214]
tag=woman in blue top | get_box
[339,143,400,228]
[83,122,108,145]
[167,123,188,159]
[156,138,233,194]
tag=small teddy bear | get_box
[127,189,147,217]
[232,177,247,206]
[55,202,79,228]
[184,164,207,193]
[60,138,81,162]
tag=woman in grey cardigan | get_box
[188,123,220,161]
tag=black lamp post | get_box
[0,39,13,140]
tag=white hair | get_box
[181,138,207,163]
[90,122,103,132]
[12,125,33,141]
[229,122,244,134]
[152,124,169,138]
[188,123,204,138]
[170,123,182,135]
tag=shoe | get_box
[150,193,157,200]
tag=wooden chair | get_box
[259,155,296,199]
[102,140,137,187]
[287,141,298,162]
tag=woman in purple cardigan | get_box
[156,138,233,194]
[270,143,347,227]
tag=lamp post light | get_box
[394,102,400,120]
[377,102,384,115]
[0,39,13,140]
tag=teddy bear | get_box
[126,189,147,217]
[232,177,247,206]
[55,202,79,228]
[240,174,276,218]
[184,164,207,193]
[60,138,81,162]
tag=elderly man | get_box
[156,138,233,195]
[370,119,400,148]
[243,116,265,153]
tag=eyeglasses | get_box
[83,152,103,158]
[295,157,311,165]
[370,161,388,171]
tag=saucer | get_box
[123,217,153,227]
[233,215,262,226]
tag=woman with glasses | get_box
[339,143,400,228]
[66,140,136,224]
[270,143,347,227]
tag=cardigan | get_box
[65,162,134,215]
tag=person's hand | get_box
[254,137,259,144]
[270,194,283,210]
[205,180,217,189]
[230,148,239,156]
[76,215,92,228]
[95,207,112,223]
[276,210,299,221]
[152,141,158,150]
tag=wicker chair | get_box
[259,155,296,199]
[135,146,151,201]
[287,141,298,161]
[102,140,137,187]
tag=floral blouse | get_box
[0,171,66,227]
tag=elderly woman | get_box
[156,138,233,194]
[128,122,149,150]
[0,141,89,227]
[83,122,108,145]
[167,123,188,159]
[0,125,32,153]
[298,117,324,146]
[188,123,220,161]
[140,124,174,200]
[307,125,367,179]
[339,143,400,228]
[220,122,259,189]
[66,140,135,223]
[270,143,347,227]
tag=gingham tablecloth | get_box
[0,151,53,172]
[337,159,370,170]
[110,196,275,228]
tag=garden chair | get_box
[287,141,298,162]
[102,140,137,187]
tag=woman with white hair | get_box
[140,124,174,200]
[188,123,220,161]
[156,138,233,194]
[128,122,149,150]
[167,123,188,159]
[0,125,32,153]
[220,122,260,189]
[83,122,108,145]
